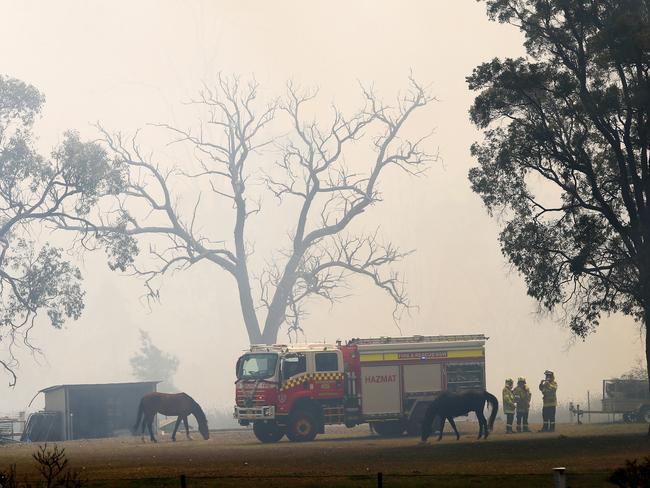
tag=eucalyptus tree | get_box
[468,0,650,415]
[0,75,124,385]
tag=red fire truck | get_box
[234,334,487,442]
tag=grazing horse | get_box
[421,390,499,442]
[133,392,209,443]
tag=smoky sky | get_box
[0,0,643,413]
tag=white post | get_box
[553,467,566,488]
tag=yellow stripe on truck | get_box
[360,349,484,362]
[360,353,398,362]
[447,349,484,358]
[359,354,383,362]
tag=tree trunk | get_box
[261,254,302,345]
[234,268,263,345]
[646,306,650,436]
[261,298,287,345]
[261,327,280,346]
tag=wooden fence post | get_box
[553,467,566,488]
[377,472,383,488]
[180,474,187,488]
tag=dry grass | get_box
[0,423,647,487]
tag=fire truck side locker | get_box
[403,363,443,395]
[359,364,402,415]
[352,335,487,434]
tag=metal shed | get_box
[29,381,159,441]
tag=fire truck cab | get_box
[234,335,487,443]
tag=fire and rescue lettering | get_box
[364,374,397,384]
[398,351,447,360]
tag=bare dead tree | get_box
[67,75,436,344]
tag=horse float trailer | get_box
[569,378,650,423]
[233,334,487,442]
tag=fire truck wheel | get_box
[371,420,406,437]
[253,421,285,443]
[286,411,319,442]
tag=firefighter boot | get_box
[506,424,513,434]
[516,424,522,433]
[538,422,548,432]
[549,422,555,432]
[523,424,531,433]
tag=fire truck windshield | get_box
[237,353,278,380]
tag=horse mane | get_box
[184,393,207,425]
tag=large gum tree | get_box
[71,76,435,345]
[468,0,650,428]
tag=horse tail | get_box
[133,398,145,434]
[485,391,499,431]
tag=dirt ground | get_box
[0,422,647,487]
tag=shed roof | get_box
[40,381,160,394]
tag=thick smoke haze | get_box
[0,0,643,414]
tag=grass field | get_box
[0,422,647,487]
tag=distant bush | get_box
[609,457,650,487]
[621,358,649,381]
[0,444,85,488]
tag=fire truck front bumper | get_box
[234,405,276,420]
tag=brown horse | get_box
[133,392,209,442]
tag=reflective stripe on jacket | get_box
[539,380,558,407]
[513,385,531,412]
[502,386,516,414]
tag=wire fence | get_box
[173,470,573,488]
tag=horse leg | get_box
[474,410,482,439]
[171,416,182,442]
[147,414,157,443]
[420,405,437,442]
[447,417,460,440]
[437,416,446,441]
[476,410,488,439]
[183,416,192,440]
[141,413,148,442]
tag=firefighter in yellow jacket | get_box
[513,377,531,432]
[502,378,515,433]
[539,370,558,432]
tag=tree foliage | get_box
[0,75,124,385]
[130,330,179,392]
[622,357,649,380]
[468,0,650,340]
[74,75,435,344]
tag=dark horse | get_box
[421,390,499,442]
[133,392,209,442]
